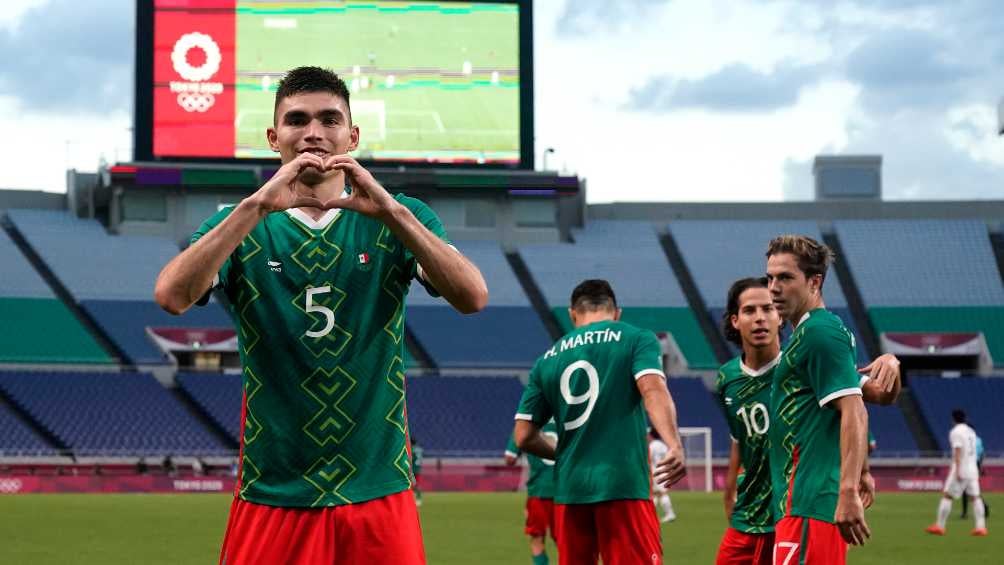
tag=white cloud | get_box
[0,0,48,31]
[0,96,130,191]
[944,104,1004,167]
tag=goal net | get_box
[676,427,713,492]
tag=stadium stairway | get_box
[822,232,882,362]
[991,230,1004,287]
[0,217,117,365]
[658,228,731,364]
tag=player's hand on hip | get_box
[858,471,876,509]
[859,354,900,393]
[322,154,397,219]
[654,448,686,489]
[834,489,871,546]
[250,152,327,213]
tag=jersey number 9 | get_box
[560,360,599,431]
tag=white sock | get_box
[974,498,986,530]
[937,498,952,529]
[660,494,674,516]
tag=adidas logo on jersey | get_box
[267,259,282,273]
[725,397,733,406]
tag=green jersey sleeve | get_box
[515,362,552,426]
[395,194,451,297]
[631,330,665,380]
[190,206,237,292]
[803,324,861,407]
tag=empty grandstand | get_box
[0,180,1002,492]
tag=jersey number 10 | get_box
[736,402,770,438]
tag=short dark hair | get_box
[766,234,835,285]
[274,66,352,122]
[952,409,966,424]
[722,277,769,346]
[570,279,617,312]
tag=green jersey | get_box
[192,193,448,508]
[505,420,557,499]
[515,320,664,504]
[769,308,862,523]
[411,444,424,476]
[716,355,778,534]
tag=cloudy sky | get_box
[1,0,1002,202]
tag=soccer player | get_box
[715,276,899,565]
[505,420,558,565]
[411,436,424,507]
[511,279,686,565]
[154,66,488,565]
[765,235,888,564]
[925,409,988,536]
[649,428,677,523]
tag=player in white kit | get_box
[925,409,988,536]
[649,428,677,523]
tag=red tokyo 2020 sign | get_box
[153,0,236,157]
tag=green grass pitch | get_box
[234,2,520,161]
[0,492,1000,563]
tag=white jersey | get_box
[649,439,669,475]
[949,423,980,480]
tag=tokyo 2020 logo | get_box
[170,32,224,113]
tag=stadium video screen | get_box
[137,0,530,167]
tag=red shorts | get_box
[525,496,556,541]
[772,516,846,565]
[555,499,661,565]
[219,490,425,565]
[716,527,774,565]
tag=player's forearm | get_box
[513,421,556,460]
[154,198,265,314]
[724,442,740,516]
[380,202,488,314]
[835,396,869,492]
[641,379,683,451]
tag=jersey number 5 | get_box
[560,360,599,431]
[305,286,335,338]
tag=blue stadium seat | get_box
[0,402,56,455]
[80,300,231,365]
[668,220,850,309]
[0,227,53,299]
[0,370,229,456]
[176,372,242,444]
[5,209,183,301]
[407,306,551,369]
[408,240,529,307]
[834,220,1004,307]
[911,377,1004,454]
[406,375,525,457]
[666,377,730,456]
[520,221,688,307]
[867,404,919,457]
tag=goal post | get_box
[678,427,712,493]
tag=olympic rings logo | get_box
[171,32,222,82]
[177,93,216,113]
[0,478,23,493]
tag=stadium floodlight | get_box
[998,97,1004,136]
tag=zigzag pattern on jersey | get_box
[379,232,411,481]
[288,217,361,506]
[731,373,774,532]
[775,331,805,517]
[239,367,264,498]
